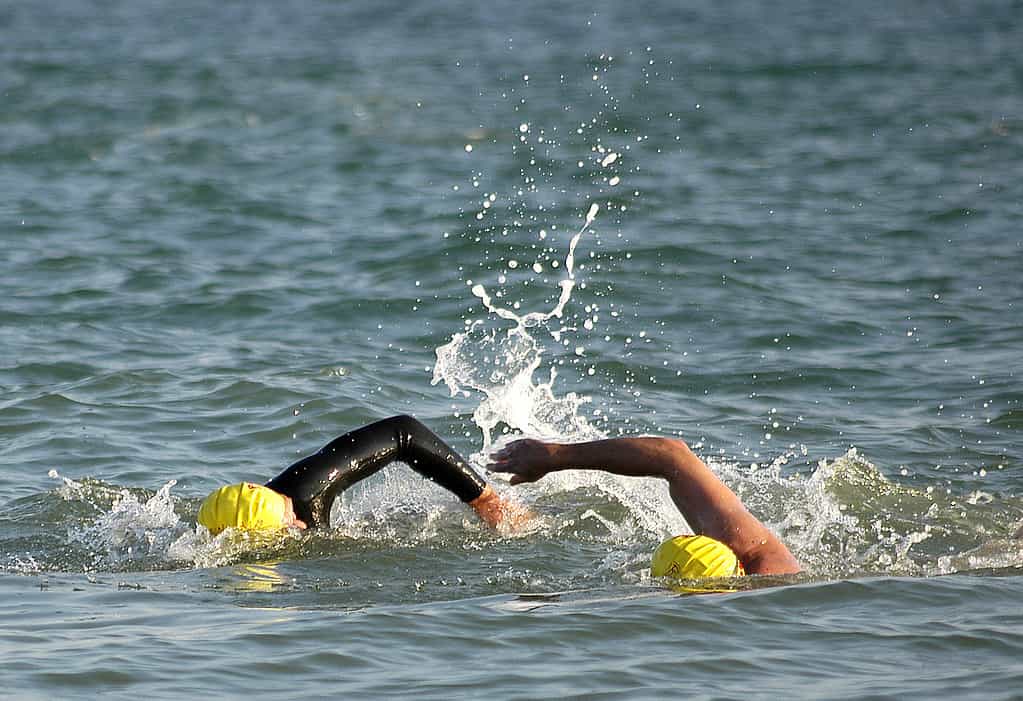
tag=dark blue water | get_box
[2,0,1021,697]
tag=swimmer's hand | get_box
[469,485,504,527]
[469,485,532,531]
[487,439,559,485]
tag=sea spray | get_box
[433,202,605,448]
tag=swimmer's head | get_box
[198,483,303,535]
[651,535,744,580]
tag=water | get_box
[2,0,1022,697]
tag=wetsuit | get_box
[264,415,487,528]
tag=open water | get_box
[2,0,1022,698]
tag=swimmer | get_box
[198,415,510,535]
[488,436,801,578]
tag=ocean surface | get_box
[2,0,1022,698]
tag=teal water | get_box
[2,0,1022,697]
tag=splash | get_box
[433,202,605,449]
[328,466,503,544]
[42,470,190,570]
[742,449,1023,578]
[76,480,183,566]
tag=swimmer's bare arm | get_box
[488,437,800,575]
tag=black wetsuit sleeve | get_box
[264,415,487,529]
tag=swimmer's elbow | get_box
[661,436,693,454]
[647,436,699,472]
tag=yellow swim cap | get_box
[197,483,287,535]
[651,535,744,579]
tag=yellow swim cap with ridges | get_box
[651,535,744,579]
[197,482,287,535]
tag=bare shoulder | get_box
[741,542,802,576]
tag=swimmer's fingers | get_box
[487,439,555,485]
[486,456,528,484]
[486,441,531,480]
[487,461,532,484]
[487,442,523,464]
[486,443,519,471]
